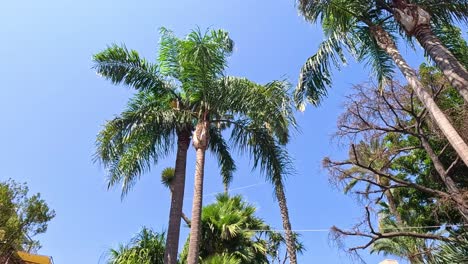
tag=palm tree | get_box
[295,0,468,167]
[107,227,165,264]
[180,194,304,264]
[93,32,236,264]
[180,194,270,264]
[94,28,297,264]
[376,0,468,102]
[165,29,297,264]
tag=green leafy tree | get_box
[0,179,55,254]
[295,0,468,167]
[325,68,467,261]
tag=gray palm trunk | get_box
[370,25,468,168]
[392,1,468,103]
[274,183,297,264]
[164,130,191,264]
[187,121,210,264]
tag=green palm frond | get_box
[178,28,234,93]
[213,76,295,144]
[158,27,182,78]
[201,254,241,264]
[95,91,191,197]
[208,126,236,188]
[430,232,468,264]
[230,121,293,186]
[353,25,395,89]
[414,0,468,24]
[93,44,175,96]
[294,31,349,107]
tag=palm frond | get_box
[230,120,293,186]
[178,28,233,93]
[295,31,349,107]
[415,0,468,24]
[353,26,395,89]
[213,77,296,144]
[208,126,236,188]
[95,92,190,197]
[93,44,176,96]
[158,27,182,78]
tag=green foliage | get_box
[432,24,468,68]
[201,254,241,264]
[295,0,397,107]
[179,194,303,263]
[0,179,55,253]
[160,167,175,189]
[107,227,165,264]
[430,232,468,264]
[94,27,296,195]
[295,0,468,107]
[326,63,468,261]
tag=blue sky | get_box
[0,0,428,263]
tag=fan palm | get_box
[295,0,468,167]
[180,194,270,264]
[107,227,165,264]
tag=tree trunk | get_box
[187,121,210,264]
[370,25,468,167]
[392,2,468,103]
[164,130,191,264]
[419,136,468,221]
[275,182,297,264]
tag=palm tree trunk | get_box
[392,1,468,103]
[274,182,297,264]
[414,26,468,103]
[164,130,191,264]
[187,121,210,264]
[370,25,468,168]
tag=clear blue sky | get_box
[0,0,426,263]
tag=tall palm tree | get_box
[93,32,236,264]
[375,0,468,102]
[167,29,297,264]
[94,28,297,264]
[107,227,166,264]
[295,0,468,167]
